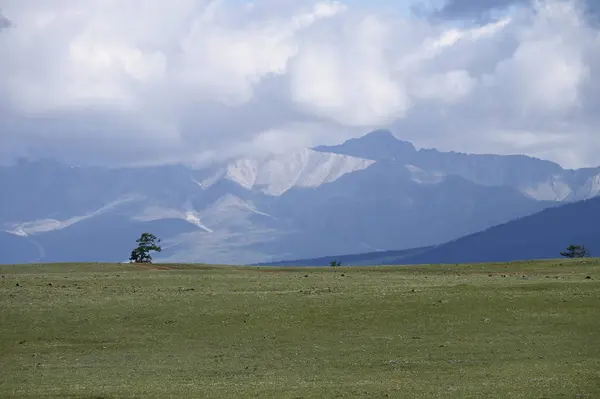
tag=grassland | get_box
[1,260,599,398]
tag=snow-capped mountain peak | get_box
[223,148,375,196]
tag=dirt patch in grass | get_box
[134,264,173,271]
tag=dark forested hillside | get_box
[263,197,600,266]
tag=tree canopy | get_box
[560,244,589,259]
[130,233,162,263]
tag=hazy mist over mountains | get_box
[2,130,599,264]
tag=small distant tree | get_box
[129,233,162,263]
[329,260,341,267]
[560,244,589,259]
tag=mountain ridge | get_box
[1,129,598,264]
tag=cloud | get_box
[0,10,10,30]
[397,0,600,168]
[0,0,599,168]
[434,0,525,19]
[289,14,411,126]
[435,0,600,24]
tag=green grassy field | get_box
[1,260,599,398]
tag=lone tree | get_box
[129,233,162,263]
[329,260,341,267]
[560,244,589,259]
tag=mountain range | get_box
[260,195,600,266]
[1,129,599,265]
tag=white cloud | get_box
[487,1,592,113]
[289,14,411,126]
[0,0,598,168]
[410,70,476,102]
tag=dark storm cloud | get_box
[435,0,525,19]
[435,0,600,22]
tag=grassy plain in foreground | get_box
[1,260,599,398]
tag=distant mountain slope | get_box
[216,149,374,196]
[255,246,435,267]
[0,232,43,264]
[317,130,600,201]
[261,161,553,259]
[1,129,599,264]
[266,196,600,266]
[31,215,202,263]
[396,196,600,265]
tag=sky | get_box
[0,0,598,169]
